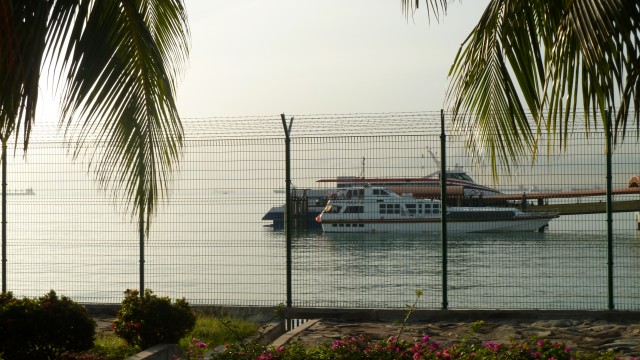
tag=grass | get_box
[186,312,261,346]
[62,313,261,360]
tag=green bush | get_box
[112,289,196,349]
[0,290,96,359]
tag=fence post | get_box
[138,146,145,294]
[1,138,6,293]
[440,110,448,310]
[605,108,614,310]
[139,204,145,294]
[281,114,293,310]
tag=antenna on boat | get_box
[360,157,365,179]
[427,147,441,169]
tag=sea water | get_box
[3,190,640,310]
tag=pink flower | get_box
[276,346,285,352]
[422,335,430,343]
[331,340,344,349]
[413,352,422,360]
[483,341,500,352]
[195,341,206,348]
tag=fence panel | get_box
[1,112,638,310]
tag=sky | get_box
[33,1,490,122]
[175,1,490,117]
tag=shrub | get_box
[112,289,196,349]
[0,290,96,359]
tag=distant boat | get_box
[317,167,501,199]
[5,188,35,196]
[315,186,558,233]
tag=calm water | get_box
[4,191,640,310]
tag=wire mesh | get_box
[1,111,639,310]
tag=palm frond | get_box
[47,0,190,226]
[446,0,535,176]
[1,1,52,146]
[445,0,640,171]
[401,0,449,21]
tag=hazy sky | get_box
[34,1,490,123]
[176,1,490,117]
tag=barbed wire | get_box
[12,110,637,144]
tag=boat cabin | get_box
[323,186,441,218]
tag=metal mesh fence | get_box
[2,111,639,310]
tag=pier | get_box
[484,187,640,215]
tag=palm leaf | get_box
[48,0,190,226]
[408,0,640,172]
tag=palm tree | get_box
[404,0,639,172]
[0,0,189,224]
[1,1,189,292]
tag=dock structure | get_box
[290,195,309,229]
[484,187,640,215]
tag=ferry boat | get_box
[315,186,558,233]
[316,166,501,199]
[262,167,501,228]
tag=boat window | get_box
[379,203,400,214]
[351,189,363,197]
[324,205,342,213]
[373,189,391,196]
[460,173,474,182]
[344,206,364,213]
[405,204,416,215]
[433,203,440,214]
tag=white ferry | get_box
[315,186,558,233]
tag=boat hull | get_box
[320,216,556,233]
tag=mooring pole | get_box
[440,109,448,310]
[281,114,294,309]
[605,108,614,310]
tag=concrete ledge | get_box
[272,319,320,347]
[256,321,287,345]
[125,344,181,360]
[281,308,640,323]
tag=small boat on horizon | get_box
[5,188,35,196]
[315,186,558,233]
